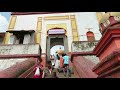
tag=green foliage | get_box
[87,42,95,48]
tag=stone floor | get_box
[58,72,75,78]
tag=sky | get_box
[0,12,11,32]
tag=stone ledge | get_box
[0,58,36,78]
[93,50,120,75]
[18,61,40,78]
[98,65,120,78]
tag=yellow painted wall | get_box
[44,15,69,20]
[36,17,42,45]
[8,16,17,30]
[4,32,11,44]
[96,12,104,23]
[46,23,67,31]
[4,15,17,44]
[70,15,79,41]
[46,23,67,36]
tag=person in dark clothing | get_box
[43,61,59,78]
[63,54,71,77]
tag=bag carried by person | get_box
[35,67,40,75]
[33,67,41,78]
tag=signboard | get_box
[48,29,65,35]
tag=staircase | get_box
[58,71,75,78]
[58,73,75,78]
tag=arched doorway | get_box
[46,28,68,61]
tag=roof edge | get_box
[11,12,68,15]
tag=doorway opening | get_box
[46,28,68,61]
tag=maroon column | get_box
[93,15,120,78]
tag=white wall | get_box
[11,12,101,53]
[75,12,102,41]
[13,13,75,31]
[0,58,27,71]
[0,44,40,55]
[14,15,38,30]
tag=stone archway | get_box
[46,28,68,61]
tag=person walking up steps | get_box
[54,51,60,70]
[63,54,71,78]
[42,61,59,78]
[59,54,64,72]
[33,64,44,78]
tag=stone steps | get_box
[58,72,75,78]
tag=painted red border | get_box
[93,28,120,56]
[100,16,120,35]
[0,54,40,59]
[98,65,120,78]
[72,41,99,43]
[0,33,5,37]
[18,61,40,78]
[11,12,69,15]
[0,43,40,46]
[71,51,95,62]
[93,55,120,74]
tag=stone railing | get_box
[0,58,37,78]
[0,44,41,56]
[0,44,42,78]
[71,41,98,52]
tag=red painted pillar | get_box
[93,16,120,78]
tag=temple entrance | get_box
[46,28,68,61]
